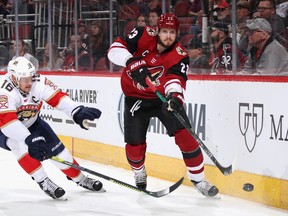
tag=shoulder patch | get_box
[223,43,231,50]
[0,95,8,109]
[176,46,187,56]
[44,77,58,91]
[146,27,157,36]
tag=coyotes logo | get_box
[148,66,164,86]
[146,27,157,36]
[127,66,164,90]
[176,46,187,56]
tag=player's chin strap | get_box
[145,77,234,176]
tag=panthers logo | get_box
[17,104,41,121]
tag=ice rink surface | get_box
[0,150,287,216]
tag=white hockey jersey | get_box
[0,73,78,142]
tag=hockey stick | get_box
[145,77,233,176]
[51,156,184,198]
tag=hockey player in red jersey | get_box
[0,56,104,199]
[108,13,219,197]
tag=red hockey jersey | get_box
[108,26,189,99]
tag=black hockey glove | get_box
[25,135,52,161]
[164,92,184,114]
[72,105,102,130]
[126,57,150,87]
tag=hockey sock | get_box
[61,158,82,181]
[18,153,47,182]
[125,143,147,170]
[175,129,205,180]
[50,148,83,182]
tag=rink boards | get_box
[1,72,287,209]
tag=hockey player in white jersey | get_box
[0,56,104,199]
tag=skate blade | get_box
[206,195,221,199]
[96,188,106,193]
[55,194,69,201]
[58,197,69,201]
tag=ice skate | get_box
[38,177,65,199]
[77,175,105,192]
[192,180,219,197]
[134,167,147,190]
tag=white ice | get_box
[0,149,287,216]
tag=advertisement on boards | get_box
[40,75,288,180]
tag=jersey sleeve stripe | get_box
[46,90,69,107]
[164,79,183,95]
[0,112,18,128]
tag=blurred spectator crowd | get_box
[0,0,287,75]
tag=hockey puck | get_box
[243,183,254,192]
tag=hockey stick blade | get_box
[145,77,233,176]
[51,156,184,198]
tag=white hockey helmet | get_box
[7,56,36,84]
